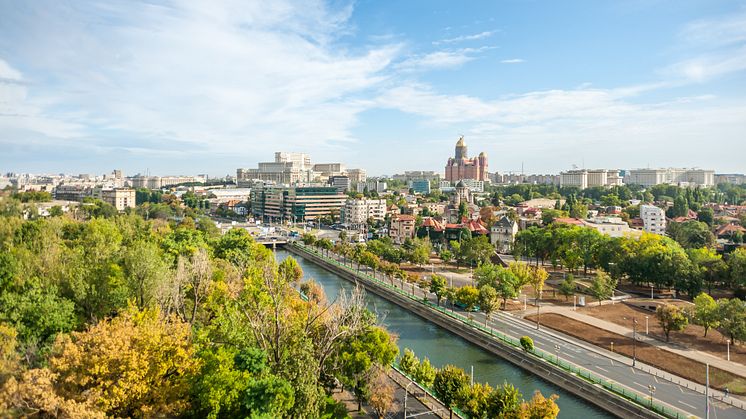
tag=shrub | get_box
[520,336,534,352]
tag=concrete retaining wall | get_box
[286,245,665,419]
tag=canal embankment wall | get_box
[286,244,664,419]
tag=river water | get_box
[276,249,612,418]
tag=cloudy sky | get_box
[1,0,745,177]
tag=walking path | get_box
[531,304,746,380]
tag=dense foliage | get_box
[0,196,397,418]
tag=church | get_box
[444,136,488,182]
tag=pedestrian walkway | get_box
[530,304,746,380]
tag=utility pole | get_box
[632,318,637,367]
[705,363,710,419]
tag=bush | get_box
[520,336,534,352]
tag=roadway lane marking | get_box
[679,400,698,410]
[597,367,609,373]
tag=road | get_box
[314,246,745,419]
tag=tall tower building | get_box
[445,136,488,182]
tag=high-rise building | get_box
[251,186,346,222]
[444,136,488,182]
[559,169,622,189]
[641,204,666,235]
[100,188,136,211]
[328,175,351,193]
[410,179,431,194]
[347,168,367,184]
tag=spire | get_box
[456,135,465,147]
[455,136,468,160]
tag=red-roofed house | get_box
[715,223,746,240]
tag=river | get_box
[276,249,613,418]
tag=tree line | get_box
[0,196,403,418]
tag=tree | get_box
[729,248,746,289]
[486,382,522,418]
[520,336,534,352]
[414,357,436,388]
[460,382,493,418]
[278,256,303,285]
[655,304,689,342]
[590,269,617,305]
[667,220,716,249]
[673,195,689,217]
[479,285,500,327]
[338,230,348,242]
[439,249,453,264]
[697,207,714,226]
[430,274,447,306]
[529,266,549,306]
[49,306,199,417]
[122,240,169,309]
[454,286,479,311]
[367,366,395,419]
[519,391,560,419]
[558,274,576,301]
[717,298,746,344]
[692,293,719,337]
[433,365,470,419]
[399,348,419,376]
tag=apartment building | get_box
[627,168,715,187]
[559,169,622,189]
[389,214,416,244]
[100,188,136,211]
[641,204,667,235]
[342,198,387,228]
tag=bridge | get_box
[256,237,289,249]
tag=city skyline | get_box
[2,1,746,176]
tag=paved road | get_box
[315,247,745,419]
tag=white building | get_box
[490,216,518,253]
[583,216,641,238]
[100,188,136,211]
[559,169,622,189]
[342,198,387,228]
[627,168,715,187]
[641,205,666,235]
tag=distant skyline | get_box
[1,1,745,176]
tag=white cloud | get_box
[396,49,483,71]
[500,58,524,64]
[433,31,495,45]
[0,0,399,155]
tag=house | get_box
[715,223,746,240]
[390,214,416,244]
[490,216,518,253]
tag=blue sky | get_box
[1,0,745,177]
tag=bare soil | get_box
[579,302,746,366]
[526,313,746,395]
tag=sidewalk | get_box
[530,303,746,380]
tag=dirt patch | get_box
[579,302,746,366]
[526,313,746,395]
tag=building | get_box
[559,169,622,189]
[347,168,367,184]
[444,136,488,182]
[627,168,715,187]
[583,216,640,238]
[237,152,315,185]
[100,188,136,211]
[251,186,346,222]
[328,175,351,193]
[389,214,416,244]
[641,204,666,235]
[54,184,90,202]
[715,174,746,185]
[361,179,387,194]
[410,179,431,194]
[490,216,518,253]
[130,175,204,189]
[393,171,440,183]
[342,198,387,228]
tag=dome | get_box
[479,151,486,157]
[456,180,466,188]
[456,136,466,147]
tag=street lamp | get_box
[403,380,416,418]
[727,339,731,361]
[650,284,654,299]
[645,316,649,335]
[648,384,656,407]
[554,344,561,364]
[624,316,638,367]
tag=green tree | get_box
[398,348,419,376]
[520,336,534,352]
[728,248,746,289]
[460,382,493,418]
[454,286,480,311]
[439,249,453,264]
[692,293,720,337]
[414,357,436,388]
[558,274,576,301]
[433,365,470,419]
[590,269,617,306]
[655,304,689,342]
[673,195,689,217]
[486,382,522,418]
[429,274,448,306]
[478,285,500,327]
[717,298,746,344]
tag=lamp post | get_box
[727,339,731,362]
[403,380,416,418]
[645,316,649,335]
[573,295,577,311]
[554,344,561,364]
[650,284,654,299]
[632,317,638,367]
[648,384,656,407]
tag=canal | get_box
[276,250,613,418]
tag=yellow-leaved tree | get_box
[49,306,199,417]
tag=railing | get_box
[391,362,466,418]
[293,243,690,419]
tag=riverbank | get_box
[285,243,673,419]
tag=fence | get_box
[293,243,690,419]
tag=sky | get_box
[1,0,745,177]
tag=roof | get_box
[456,136,466,147]
[393,214,415,222]
[715,223,746,236]
[422,217,444,231]
[554,217,586,226]
[495,216,517,228]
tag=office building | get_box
[715,174,746,185]
[393,171,440,183]
[559,169,622,189]
[251,186,346,222]
[410,179,431,194]
[347,168,367,184]
[100,188,136,211]
[328,175,351,193]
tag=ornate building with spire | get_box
[444,136,488,182]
